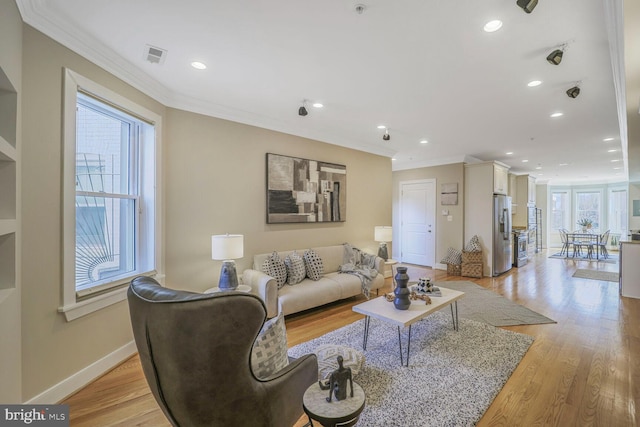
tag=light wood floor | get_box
[63,249,639,426]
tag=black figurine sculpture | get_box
[318,355,354,402]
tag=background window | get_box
[608,189,628,244]
[551,191,569,231]
[575,191,601,233]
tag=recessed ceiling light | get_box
[535,166,542,170]
[559,163,569,166]
[522,159,529,163]
[484,20,503,32]
[603,137,614,142]
[608,149,617,153]
[550,112,564,118]
[506,152,513,155]
[613,167,621,170]
[538,173,544,176]
[377,125,387,129]
[527,80,542,87]
[191,61,207,70]
[420,139,428,144]
[611,159,620,162]
[391,158,396,161]
[312,103,324,108]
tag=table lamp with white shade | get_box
[211,234,244,290]
[374,226,392,261]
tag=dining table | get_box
[567,231,601,259]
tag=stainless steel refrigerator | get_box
[493,194,513,276]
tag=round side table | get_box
[303,381,365,427]
[203,284,251,294]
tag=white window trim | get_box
[60,68,163,322]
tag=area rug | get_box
[572,269,619,282]
[549,252,618,264]
[435,281,555,326]
[289,311,534,427]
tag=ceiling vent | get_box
[144,45,167,65]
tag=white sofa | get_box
[242,245,385,318]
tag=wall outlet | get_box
[442,209,449,216]
[447,215,453,222]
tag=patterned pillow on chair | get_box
[251,310,289,379]
[303,249,324,281]
[284,251,306,285]
[262,251,287,288]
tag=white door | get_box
[400,180,436,266]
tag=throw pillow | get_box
[251,310,289,379]
[262,251,287,288]
[303,249,324,281]
[284,251,306,285]
[465,235,482,252]
[440,247,462,265]
[314,344,365,381]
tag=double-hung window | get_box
[61,69,162,321]
[575,190,602,233]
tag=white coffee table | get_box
[352,286,464,366]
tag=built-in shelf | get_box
[0,135,16,161]
[0,160,16,220]
[0,67,17,149]
[0,233,15,290]
[0,220,16,236]
[0,64,17,294]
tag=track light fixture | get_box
[546,49,563,65]
[566,83,581,98]
[516,0,538,14]
[298,100,308,116]
[546,44,567,65]
[382,129,391,141]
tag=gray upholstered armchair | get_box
[127,276,318,427]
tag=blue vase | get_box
[394,267,411,310]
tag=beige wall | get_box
[18,22,392,400]
[0,0,22,403]
[164,108,392,291]
[20,25,166,401]
[392,163,465,266]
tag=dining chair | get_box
[597,230,611,259]
[559,229,570,256]
[570,230,590,258]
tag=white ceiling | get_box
[16,0,630,184]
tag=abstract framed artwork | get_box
[266,153,346,223]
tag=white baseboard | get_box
[434,263,447,271]
[25,341,137,404]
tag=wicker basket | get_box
[462,250,483,263]
[461,262,483,278]
[446,263,461,276]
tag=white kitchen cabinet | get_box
[513,174,536,228]
[527,175,536,205]
[620,241,640,299]
[508,173,517,215]
[493,164,509,195]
